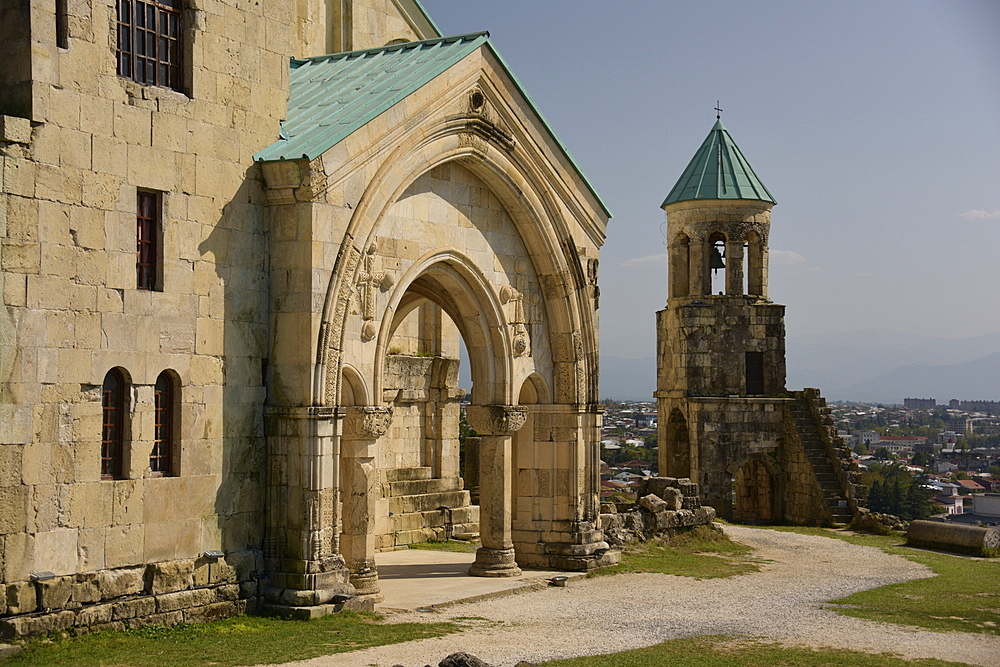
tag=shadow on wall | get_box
[197,165,269,555]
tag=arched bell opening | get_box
[707,231,727,295]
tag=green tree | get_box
[910,451,931,468]
[864,462,935,520]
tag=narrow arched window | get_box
[151,371,176,475]
[102,369,128,479]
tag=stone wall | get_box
[0,550,261,639]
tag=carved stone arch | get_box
[518,372,548,405]
[340,365,369,407]
[316,123,596,407]
[375,250,513,406]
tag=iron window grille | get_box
[117,0,183,91]
[136,190,158,290]
[151,372,174,474]
[102,369,127,480]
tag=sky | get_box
[421,0,1000,362]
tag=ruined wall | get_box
[1,0,294,635]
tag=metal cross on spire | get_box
[715,101,723,120]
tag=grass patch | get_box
[592,526,761,579]
[744,525,1000,635]
[406,539,478,553]
[540,635,969,667]
[4,611,460,667]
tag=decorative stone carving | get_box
[342,406,393,439]
[499,283,530,357]
[356,242,394,340]
[463,86,515,151]
[465,405,526,436]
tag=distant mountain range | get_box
[600,330,1000,404]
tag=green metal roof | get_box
[253,32,611,218]
[254,33,488,163]
[661,119,775,207]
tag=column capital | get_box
[342,406,393,439]
[465,404,527,436]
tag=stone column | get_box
[725,240,744,295]
[691,240,710,296]
[340,406,393,600]
[465,404,526,577]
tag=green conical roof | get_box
[661,119,775,207]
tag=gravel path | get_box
[267,526,1000,667]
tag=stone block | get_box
[5,581,35,615]
[147,560,195,595]
[0,485,27,534]
[74,603,113,627]
[0,115,31,143]
[638,494,668,514]
[155,587,214,613]
[182,600,242,625]
[0,610,75,638]
[111,596,156,620]
[38,575,74,609]
[72,575,102,604]
[95,566,145,600]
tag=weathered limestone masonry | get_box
[2,0,612,633]
[655,121,864,525]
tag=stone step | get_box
[383,467,433,482]
[385,477,464,497]
[388,490,472,515]
[390,505,480,532]
[393,524,481,546]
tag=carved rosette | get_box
[465,405,527,436]
[468,547,521,578]
[342,406,393,439]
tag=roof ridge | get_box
[292,31,490,67]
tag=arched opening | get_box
[101,368,130,480]
[513,374,547,528]
[669,233,690,298]
[708,231,727,295]
[734,459,775,522]
[663,408,690,478]
[151,370,180,476]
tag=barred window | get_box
[102,369,128,480]
[136,190,159,290]
[117,0,183,91]
[151,372,176,475]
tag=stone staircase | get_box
[382,467,479,546]
[788,399,855,524]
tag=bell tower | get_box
[655,118,788,518]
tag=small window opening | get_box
[116,0,183,91]
[151,371,176,475]
[136,190,160,290]
[746,352,764,396]
[102,369,128,480]
[56,0,69,49]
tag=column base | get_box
[468,547,521,577]
[349,564,384,602]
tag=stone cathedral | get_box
[0,0,612,636]
[655,119,865,525]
